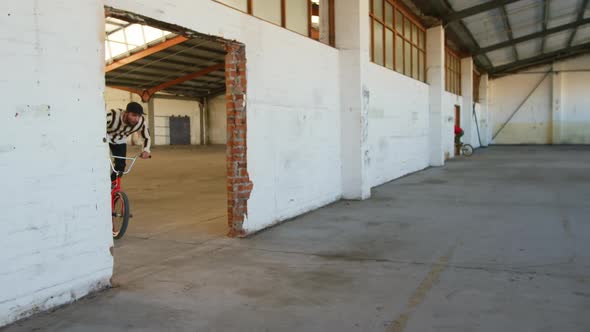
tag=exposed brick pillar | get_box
[225,43,252,237]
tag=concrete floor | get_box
[112,145,228,277]
[4,146,590,332]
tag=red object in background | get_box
[454,125,463,135]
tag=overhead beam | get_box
[540,0,549,53]
[105,35,189,72]
[105,23,131,37]
[145,63,225,97]
[107,70,225,85]
[490,41,590,76]
[445,0,521,23]
[208,87,227,97]
[107,63,225,102]
[566,0,590,47]
[107,60,225,76]
[108,85,143,95]
[442,0,494,70]
[106,77,225,91]
[474,17,590,55]
[165,87,223,96]
[410,0,493,70]
[152,94,202,101]
[110,58,225,77]
[445,23,493,69]
[499,5,518,60]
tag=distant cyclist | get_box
[454,124,464,146]
[106,102,151,182]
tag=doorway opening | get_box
[103,7,253,275]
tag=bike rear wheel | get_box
[112,191,130,239]
[461,144,474,156]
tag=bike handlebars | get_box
[109,154,148,175]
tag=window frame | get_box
[445,47,462,95]
[213,0,335,47]
[369,0,427,82]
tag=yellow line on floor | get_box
[390,247,455,332]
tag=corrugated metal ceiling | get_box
[428,0,590,74]
[105,18,226,99]
[442,0,590,72]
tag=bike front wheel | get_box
[461,144,474,157]
[112,191,130,239]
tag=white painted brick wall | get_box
[490,71,552,144]
[104,0,343,231]
[0,0,112,326]
[0,0,474,324]
[561,61,590,144]
[366,63,430,187]
[489,54,590,145]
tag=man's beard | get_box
[124,117,138,126]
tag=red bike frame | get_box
[109,154,140,236]
[111,177,122,214]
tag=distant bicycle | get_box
[456,141,474,157]
[109,154,141,239]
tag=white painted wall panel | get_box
[560,56,590,144]
[366,63,430,187]
[489,55,590,145]
[103,0,343,232]
[489,71,553,144]
[0,1,112,325]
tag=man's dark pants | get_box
[110,143,127,182]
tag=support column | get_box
[427,25,445,166]
[551,63,563,144]
[479,74,490,146]
[199,99,205,145]
[203,97,210,145]
[336,0,371,200]
[461,57,474,146]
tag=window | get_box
[370,0,426,82]
[445,48,461,95]
[105,17,172,62]
[473,70,481,103]
[215,0,249,12]
[286,0,309,36]
[252,0,282,25]
[214,0,335,46]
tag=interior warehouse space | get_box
[1,0,590,331]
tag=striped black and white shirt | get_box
[106,109,151,152]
